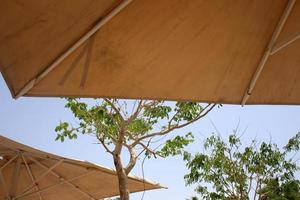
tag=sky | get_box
[0,74,300,200]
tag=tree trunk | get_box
[114,154,130,200]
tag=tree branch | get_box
[247,172,254,195]
[133,104,216,145]
[104,98,124,121]
[114,126,126,155]
[125,147,137,175]
[136,142,164,158]
[126,100,143,124]
[253,177,261,200]
[208,167,235,197]
[94,122,117,143]
[96,134,114,155]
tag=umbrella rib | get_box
[22,151,62,162]
[270,31,300,55]
[59,42,89,86]
[0,154,18,171]
[241,0,296,105]
[0,155,15,200]
[9,153,22,198]
[0,140,20,153]
[24,155,97,200]
[64,175,97,200]
[21,154,43,200]
[16,171,95,200]
[26,156,63,179]
[14,0,133,99]
[0,150,15,155]
[0,170,9,198]
[17,158,64,198]
[80,35,95,88]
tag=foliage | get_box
[259,179,300,200]
[55,98,215,200]
[184,132,300,200]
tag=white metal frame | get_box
[9,154,22,199]
[0,136,162,200]
[13,0,300,104]
[0,155,18,171]
[21,154,43,200]
[1,151,97,200]
[18,169,95,199]
[17,156,96,200]
[270,31,300,55]
[15,0,133,99]
[241,0,298,105]
[17,158,64,198]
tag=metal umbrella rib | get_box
[0,135,163,200]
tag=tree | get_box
[55,98,215,200]
[259,179,300,200]
[184,132,300,200]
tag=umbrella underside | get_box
[0,136,162,200]
[0,0,299,104]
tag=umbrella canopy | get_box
[0,0,299,105]
[0,135,163,200]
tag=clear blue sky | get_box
[0,75,299,200]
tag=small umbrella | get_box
[0,0,299,105]
[0,135,163,200]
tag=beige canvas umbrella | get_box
[0,135,163,200]
[0,0,299,105]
